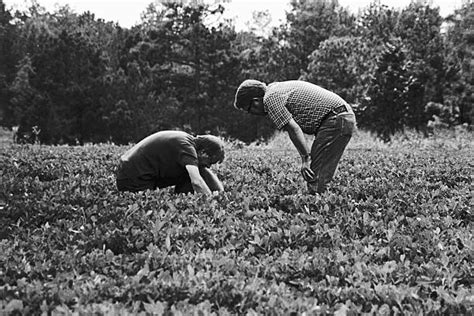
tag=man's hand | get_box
[283,119,315,182]
[185,165,212,195]
[199,167,224,192]
[301,160,315,182]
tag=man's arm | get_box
[199,167,224,192]
[185,165,212,195]
[282,118,315,181]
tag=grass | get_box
[0,128,472,314]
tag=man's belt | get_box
[322,104,348,121]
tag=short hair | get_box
[195,135,225,163]
[234,79,266,110]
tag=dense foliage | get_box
[0,0,472,144]
[0,131,472,314]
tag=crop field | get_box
[0,130,473,315]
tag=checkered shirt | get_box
[263,80,349,134]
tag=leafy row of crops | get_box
[0,131,472,314]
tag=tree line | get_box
[0,0,472,144]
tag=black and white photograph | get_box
[0,0,472,314]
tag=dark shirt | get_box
[117,131,198,180]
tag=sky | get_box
[4,0,464,29]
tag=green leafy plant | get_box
[0,132,472,314]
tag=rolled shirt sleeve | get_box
[264,90,293,130]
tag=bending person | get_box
[116,130,224,195]
[234,79,356,193]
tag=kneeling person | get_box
[116,130,224,195]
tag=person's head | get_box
[195,135,225,168]
[234,79,267,116]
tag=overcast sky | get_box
[4,0,463,29]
